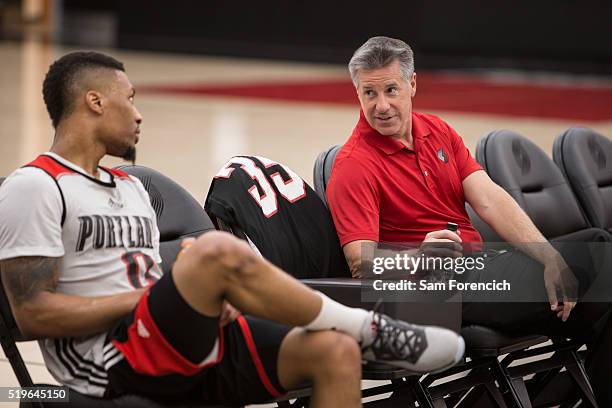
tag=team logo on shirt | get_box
[75,214,155,252]
[108,197,124,209]
[437,148,448,163]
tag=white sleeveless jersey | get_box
[0,152,162,396]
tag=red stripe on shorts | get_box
[236,316,284,398]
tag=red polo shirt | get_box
[327,111,483,246]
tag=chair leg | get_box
[524,366,562,404]
[565,351,598,408]
[362,378,424,408]
[509,378,532,408]
[0,333,35,387]
[427,363,510,408]
[455,385,485,408]
[492,360,532,408]
[432,396,448,408]
[484,381,510,408]
[364,387,418,408]
[414,378,435,408]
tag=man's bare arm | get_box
[343,240,372,278]
[343,239,452,278]
[1,256,144,340]
[463,171,558,259]
[463,171,577,320]
[1,257,59,306]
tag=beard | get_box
[121,146,137,164]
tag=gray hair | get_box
[348,36,415,87]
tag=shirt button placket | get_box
[424,168,436,190]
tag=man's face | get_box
[356,60,416,140]
[99,70,142,162]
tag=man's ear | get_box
[85,91,104,115]
[410,73,417,97]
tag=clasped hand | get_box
[543,253,578,322]
[420,229,463,259]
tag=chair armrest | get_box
[550,227,611,242]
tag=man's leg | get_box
[173,231,355,330]
[276,329,362,408]
[202,316,362,407]
[172,231,463,373]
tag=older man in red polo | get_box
[327,36,612,405]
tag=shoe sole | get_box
[364,335,465,374]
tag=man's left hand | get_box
[543,253,578,322]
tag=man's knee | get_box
[315,332,361,377]
[185,231,259,282]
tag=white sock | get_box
[303,292,376,346]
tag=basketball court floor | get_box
[1,38,611,406]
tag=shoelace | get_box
[370,301,427,364]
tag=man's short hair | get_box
[42,51,125,128]
[348,36,414,87]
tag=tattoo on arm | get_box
[0,257,59,306]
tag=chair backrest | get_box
[553,127,612,232]
[116,165,215,273]
[312,145,342,207]
[475,130,589,239]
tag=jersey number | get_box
[122,251,162,289]
[215,156,306,217]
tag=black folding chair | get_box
[553,127,612,234]
[474,130,602,407]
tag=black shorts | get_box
[103,270,292,406]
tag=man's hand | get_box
[543,252,578,322]
[420,229,463,259]
[219,300,241,327]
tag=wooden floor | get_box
[0,38,611,406]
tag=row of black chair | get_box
[475,127,612,241]
[466,127,611,407]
